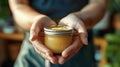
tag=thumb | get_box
[74,21,88,45]
[79,33,88,45]
[58,21,67,26]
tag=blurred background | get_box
[0,0,120,67]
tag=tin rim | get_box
[44,26,73,35]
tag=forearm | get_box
[74,1,107,29]
[9,0,44,30]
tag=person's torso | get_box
[30,0,88,18]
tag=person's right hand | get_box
[29,15,57,64]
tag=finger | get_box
[34,46,58,64]
[79,33,88,45]
[56,55,65,64]
[33,43,58,64]
[49,21,57,26]
[58,36,83,64]
[43,19,57,27]
[59,21,73,27]
[58,21,66,26]
[32,40,53,56]
[74,22,88,45]
[75,30,88,45]
[62,36,83,57]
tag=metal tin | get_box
[44,25,73,35]
[44,25,73,53]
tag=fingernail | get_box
[50,59,54,64]
[51,59,57,64]
[84,37,88,45]
[49,57,57,64]
[81,35,88,45]
[48,57,54,63]
[59,58,65,64]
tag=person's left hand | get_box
[58,13,88,64]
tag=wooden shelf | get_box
[0,31,25,41]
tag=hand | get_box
[58,14,88,64]
[29,15,57,64]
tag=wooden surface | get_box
[94,36,108,67]
[0,31,24,63]
[0,31,25,41]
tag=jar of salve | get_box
[44,26,73,54]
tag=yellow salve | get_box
[51,26,70,30]
[44,26,73,54]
